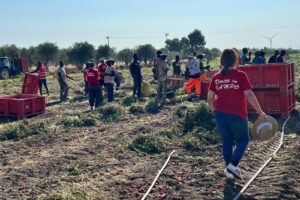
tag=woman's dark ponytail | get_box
[221,66,230,75]
[220,49,238,76]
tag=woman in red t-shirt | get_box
[207,49,266,180]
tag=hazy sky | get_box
[1,0,300,50]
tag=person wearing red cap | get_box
[207,49,266,180]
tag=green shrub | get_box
[182,103,215,132]
[121,96,136,107]
[145,100,161,114]
[191,128,220,145]
[0,120,49,141]
[57,116,96,127]
[129,105,144,114]
[158,129,176,139]
[182,134,203,151]
[99,104,124,122]
[36,188,89,200]
[173,102,195,118]
[129,135,168,154]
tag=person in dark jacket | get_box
[268,50,280,63]
[130,53,142,99]
[276,50,287,63]
[172,55,182,77]
[252,51,264,64]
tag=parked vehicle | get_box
[0,57,29,79]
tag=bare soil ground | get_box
[0,69,299,200]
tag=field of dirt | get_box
[0,67,299,200]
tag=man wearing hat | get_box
[185,54,201,101]
[104,58,116,102]
[87,62,102,109]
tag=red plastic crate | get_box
[262,63,294,90]
[22,73,39,95]
[237,63,295,89]
[0,94,46,119]
[200,80,210,98]
[248,86,296,118]
[237,65,264,88]
[166,77,185,87]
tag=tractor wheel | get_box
[0,68,10,79]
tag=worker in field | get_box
[104,58,116,102]
[276,50,287,63]
[207,49,266,180]
[155,54,169,103]
[31,61,49,95]
[130,53,142,99]
[240,48,252,65]
[252,51,264,64]
[113,60,122,90]
[98,58,107,89]
[87,62,102,109]
[152,50,162,80]
[185,54,201,101]
[83,63,89,96]
[268,50,280,63]
[172,55,182,77]
[56,61,73,101]
[197,54,209,79]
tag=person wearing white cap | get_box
[207,49,266,180]
[104,58,116,102]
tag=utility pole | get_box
[164,33,169,41]
[105,36,110,47]
[262,33,278,49]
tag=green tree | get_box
[188,29,206,49]
[165,38,181,52]
[68,42,95,68]
[136,44,156,64]
[117,48,133,65]
[209,48,221,60]
[0,44,19,58]
[36,42,59,67]
[58,48,69,64]
[180,37,190,49]
[96,45,116,60]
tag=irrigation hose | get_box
[141,150,176,200]
[232,115,291,200]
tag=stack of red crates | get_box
[0,73,45,119]
[237,63,295,118]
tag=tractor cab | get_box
[0,57,29,79]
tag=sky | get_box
[1,0,300,51]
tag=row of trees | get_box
[3,29,295,68]
[0,29,219,67]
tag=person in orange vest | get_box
[87,62,102,109]
[31,61,49,95]
[185,54,201,101]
